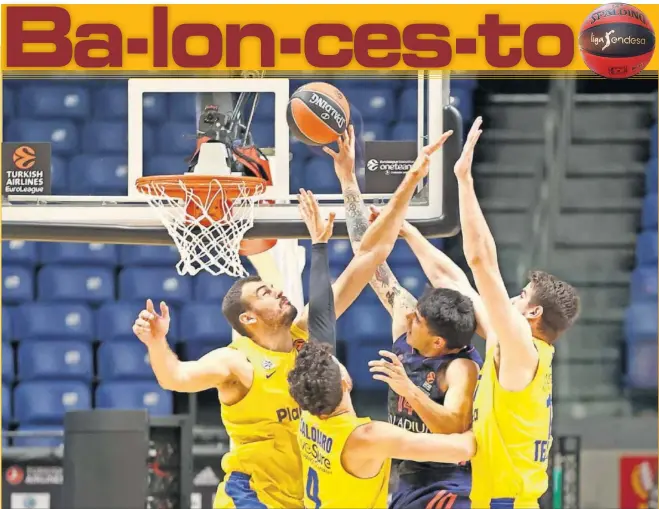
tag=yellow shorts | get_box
[213,472,303,509]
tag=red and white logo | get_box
[6,466,25,485]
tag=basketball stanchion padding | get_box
[136,174,273,277]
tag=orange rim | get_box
[135,175,268,202]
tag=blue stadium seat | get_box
[451,78,478,92]
[2,241,38,267]
[6,119,78,155]
[624,302,658,343]
[2,266,34,304]
[38,266,115,305]
[451,89,473,123]
[119,267,191,306]
[290,137,313,165]
[642,194,658,230]
[338,303,392,343]
[645,158,658,194]
[387,240,421,266]
[626,341,658,389]
[650,124,658,159]
[345,342,388,390]
[14,381,92,426]
[193,273,237,302]
[97,301,180,343]
[94,85,128,119]
[394,265,428,298]
[143,93,169,122]
[18,340,93,381]
[303,157,341,194]
[96,382,172,416]
[119,245,180,267]
[40,242,118,267]
[251,122,275,148]
[14,303,94,342]
[3,343,14,383]
[144,155,189,177]
[19,85,90,119]
[3,385,11,426]
[184,342,219,361]
[630,266,658,302]
[328,240,354,268]
[12,425,64,448]
[97,342,154,381]
[82,121,128,154]
[69,155,128,195]
[636,231,658,266]
[3,307,12,342]
[360,122,388,142]
[344,88,395,122]
[181,304,233,344]
[158,122,197,155]
[169,93,197,122]
[51,155,68,195]
[398,89,418,121]
[3,85,14,118]
[251,93,276,123]
[391,122,417,141]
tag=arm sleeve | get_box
[307,243,337,351]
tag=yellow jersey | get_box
[470,338,554,509]
[298,412,391,509]
[214,324,308,509]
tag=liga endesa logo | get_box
[4,6,578,70]
[12,145,37,170]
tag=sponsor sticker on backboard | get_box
[2,142,51,196]
[364,141,417,194]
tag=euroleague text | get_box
[5,6,575,69]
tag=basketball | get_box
[579,3,655,79]
[287,82,351,146]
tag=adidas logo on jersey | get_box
[193,466,220,487]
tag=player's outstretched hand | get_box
[323,124,356,182]
[454,117,483,182]
[133,299,170,346]
[298,188,336,244]
[368,205,410,237]
[369,350,415,398]
[409,129,454,180]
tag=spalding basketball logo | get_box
[12,145,36,169]
[579,3,656,79]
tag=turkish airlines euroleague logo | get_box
[12,145,37,170]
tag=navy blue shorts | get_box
[390,481,471,509]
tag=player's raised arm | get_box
[134,300,240,392]
[349,420,476,465]
[455,117,538,390]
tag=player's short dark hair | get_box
[288,342,343,417]
[417,287,477,349]
[221,275,262,338]
[529,270,580,338]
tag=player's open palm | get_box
[409,129,454,179]
[323,124,356,182]
[454,116,483,181]
[298,188,336,244]
[133,299,170,346]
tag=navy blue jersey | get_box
[388,334,483,508]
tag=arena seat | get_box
[168,93,197,123]
[345,342,388,390]
[303,157,342,194]
[3,307,12,342]
[250,122,275,148]
[12,425,64,448]
[391,122,417,141]
[645,158,657,193]
[624,302,658,343]
[14,381,92,426]
[3,385,11,427]
[158,121,197,155]
[119,245,181,267]
[181,304,233,344]
[642,194,658,230]
[51,155,69,195]
[3,86,14,118]
[6,119,79,155]
[626,341,658,389]
[97,342,154,381]
[96,381,172,416]
[339,303,392,343]
[650,123,658,158]
[14,303,94,342]
[3,343,14,383]
[19,85,91,119]
[630,266,658,302]
[18,340,93,381]
[398,89,418,121]
[143,93,169,122]
[360,122,388,142]
[393,265,428,298]
[290,137,313,164]
[2,240,39,268]
[193,272,237,302]
[69,155,128,196]
[144,155,190,177]
[97,302,144,343]
[184,342,219,362]
[343,88,395,122]
[38,266,115,305]
[82,121,129,154]
[93,85,129,119]
[250,93,276,123]
[39,242,118,267]
[636,231,658,266]
[2,265,34,304]
[119,267,191,306]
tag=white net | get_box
[138,177,265,277]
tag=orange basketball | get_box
[286,82,351,146]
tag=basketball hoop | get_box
[136,174,270,278]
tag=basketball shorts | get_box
[213,472,303,509]
[390,479,471,509]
